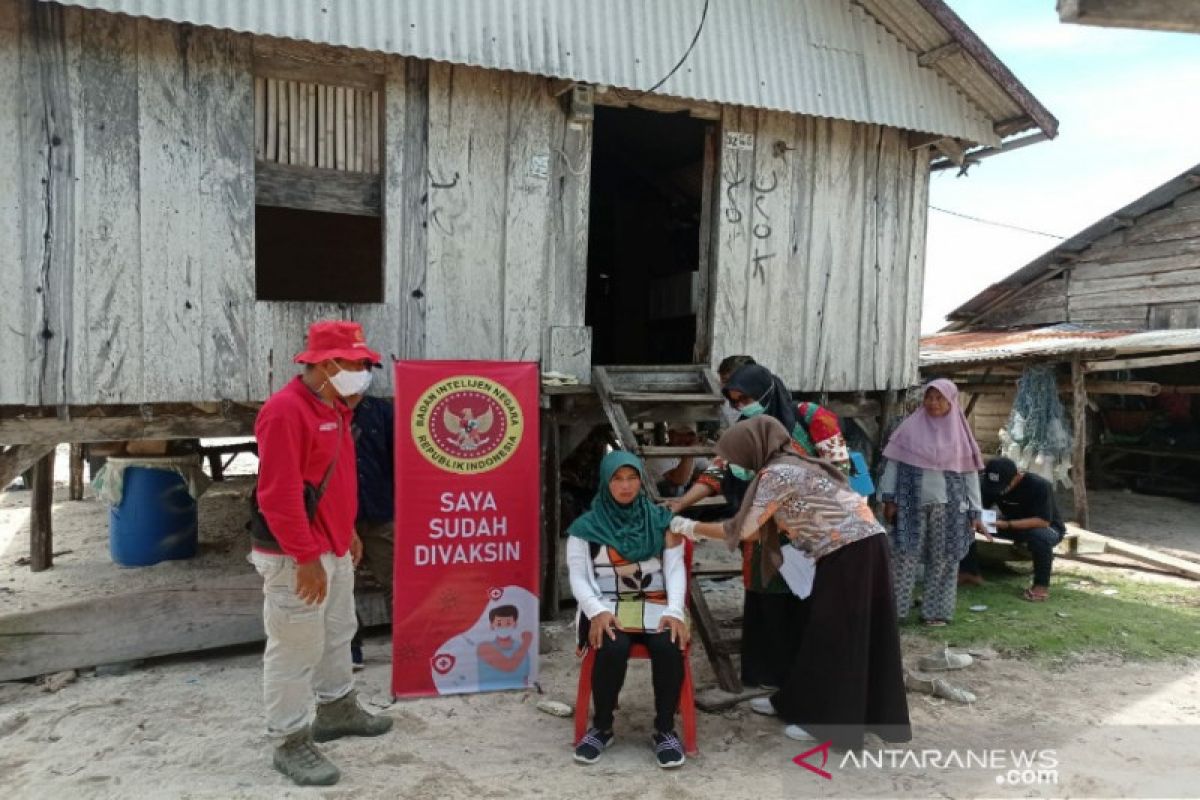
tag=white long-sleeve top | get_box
[566,536,686,627]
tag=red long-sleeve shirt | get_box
[254,377,357,564]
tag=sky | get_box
[922,0,1200,332]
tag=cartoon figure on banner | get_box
[444,406,495,452]
[430,586,539,694]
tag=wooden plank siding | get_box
[711,114,929,391]
[0,0,937,411]
[1063,190,1200,323]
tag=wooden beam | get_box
[932,138,966,167]
[1071,356,1089,528]
[0,404,260,446]
[30,449,56,572]
[255,160,381,216]
[593,87,721,120]
[68,443,85,500]
[252,38,388,75]
[1084,351,1200,373]
[1060,380,1160,397]
[917,41,962,67]
[963,368,992,418]
[1059,0,1200,34]
[0,444,56,489]
[1063,524,1200,581]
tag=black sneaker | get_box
[574,728,614,764]
[652,730,686,769]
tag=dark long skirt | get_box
[769,534,912,749]
[740,591,808,688]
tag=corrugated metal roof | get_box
[921,324,1200,367]
[946,162,1200,325]
[44,0,1007,145]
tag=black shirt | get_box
[994,472,1065,534]
[352,396,394,523]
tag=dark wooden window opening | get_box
[252,65,384,303]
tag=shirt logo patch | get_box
[319,422,339,432]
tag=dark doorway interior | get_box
[586,106,709,365]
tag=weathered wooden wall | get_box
[974,277,1068,328]
[0,1,576,407]
[1065,185,1200,329]
[960,390,1013,455]
[1,0,935,410]
[711,111,930,391]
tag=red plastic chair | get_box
[573,539,698,755]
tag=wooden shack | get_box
[924,163,1200,523]
[0,0,1056,679]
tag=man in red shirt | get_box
[251,320,393,786]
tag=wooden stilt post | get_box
[540,409,561,621]
[68,444,85,500]
[1071,357,1089,528]
[30,449,57,572]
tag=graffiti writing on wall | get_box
[723,133,780,285]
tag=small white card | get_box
[779,547,816,599]
[981,509,998,534]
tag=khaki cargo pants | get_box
[251,551,356,737]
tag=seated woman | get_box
[675,416,911,749]
[567,451,691,769]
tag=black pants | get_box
[740,591,808,688]
[960,527,1063,586]
[591,629,683,734]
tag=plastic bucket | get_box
[108,463,199,566]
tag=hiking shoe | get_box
[273,728,340,786]
[573,728,614,764]
[748,697,777,716]
[784,724,815,742]
[652,730,686,768]
[312,690,394,742]
[917,647,973,672]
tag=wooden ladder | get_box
[592,365,743,692]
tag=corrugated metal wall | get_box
[44,0,999,145]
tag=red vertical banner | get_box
[392,361,540,698]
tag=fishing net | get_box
[999,364,1074,488]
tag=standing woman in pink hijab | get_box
[879,380,988,626]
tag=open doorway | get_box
[586,106,711,365]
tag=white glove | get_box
[669,516,698,541]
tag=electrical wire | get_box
[628,0,711,101]
[930,205,1067,240]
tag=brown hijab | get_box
[717,416,849,583]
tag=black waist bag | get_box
[248,419,342,553]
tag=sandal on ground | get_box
[917,647,973,672]
[905,672,976,704]
[1023,586,1049,602]
[923,619,948,627]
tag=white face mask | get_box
[325,364,373,397]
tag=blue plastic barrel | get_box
[109,463,198,566]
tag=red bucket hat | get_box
[293,320,382,366]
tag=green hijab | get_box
[567,450,674,563]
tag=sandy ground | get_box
[2,452,1199,798]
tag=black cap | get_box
[981,457,1019,505]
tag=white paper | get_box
[779,547,816,599]
[981,509,998,534]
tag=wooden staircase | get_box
[592,365,744,692]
